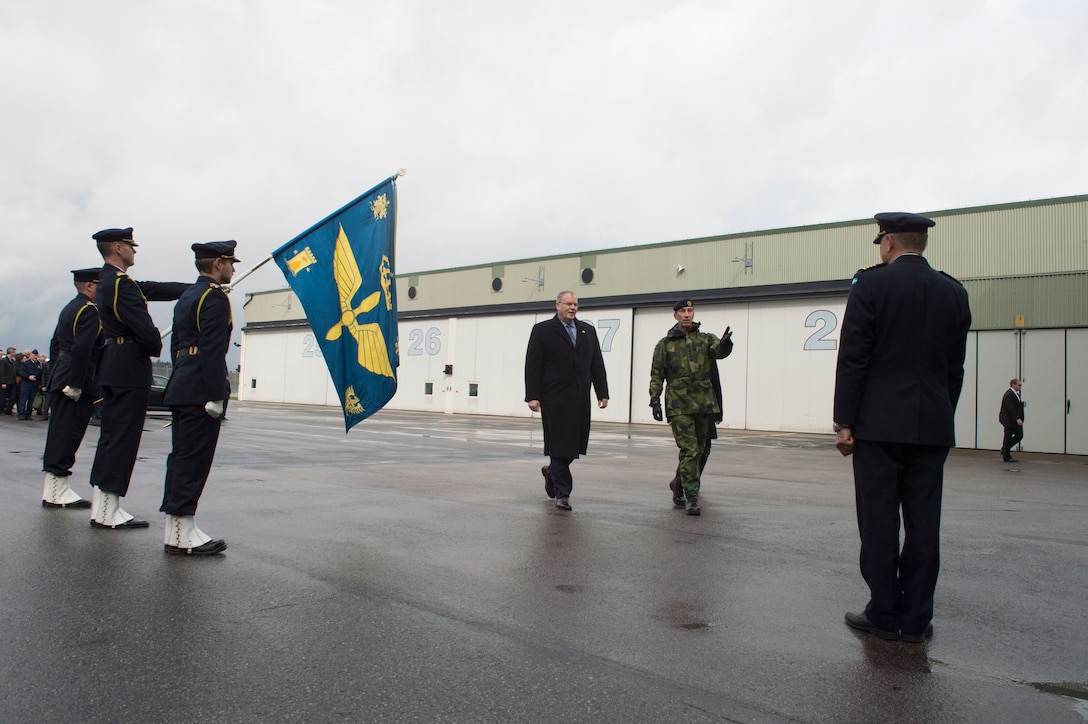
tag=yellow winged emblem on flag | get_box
[324,224,395,379]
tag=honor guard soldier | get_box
[87,227,190,529]
[41,268,104,508]
[834,212,971,643]
[159,241,238,555]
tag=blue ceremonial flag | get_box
[272,175,399,431]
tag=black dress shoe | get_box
[164,539,227,556]
[844,611,899,640]
[1004,456,1018,463]
[42,499,92,509]
[555,497,571,511]
[90,517,150,529]
[541,466,555,499]
[669,478,685,507]
[901,623,934,643]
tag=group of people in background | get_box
[26,226,238,557]
[0,347,52,420]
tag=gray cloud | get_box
[2,0,1085,354]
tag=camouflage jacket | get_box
[649,321,733,417]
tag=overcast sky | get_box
[2,0,1085,360]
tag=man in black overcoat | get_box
[0,348,17,415]
[525,291,609,511]
[41,268,104,508]
[833,212,971,643]
[87,227,189,529]
[998,378,1025,462]
[159,241,237,555]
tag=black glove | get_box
[651,403,663,422]
[722,326,732,341]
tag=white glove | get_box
[63,385,82,402]
[204,400,224,419]
[220,283,232,294]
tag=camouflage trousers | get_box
[669,413,711,497]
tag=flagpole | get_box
[160,253,275,340]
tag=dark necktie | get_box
[566,323,577,344]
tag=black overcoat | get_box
[833,255,971,446]
[524,315,609,459]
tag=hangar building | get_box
[240,194,1088,455]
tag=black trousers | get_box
[160,405,223,517]
[546,456,575,499]
[18,381,38,419]
[42,391,95,476]
[89,385,151,496]
[852,440,948,636]
[1001,424,1024,456]
[0,383,15,414]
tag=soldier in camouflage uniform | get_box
[649,298,733,516]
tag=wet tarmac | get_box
[2,404,1087,722]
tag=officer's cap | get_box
[72,268,100,283]
[92,227,135,244]
[873,212,935,243]
[673,298,694,312]
[191,240,240,263]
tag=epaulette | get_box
[209,282,221,289]
[939,270,964,286]
[851,262,886,285]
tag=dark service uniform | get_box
[160,240,238,556]
[834,212,971,642]
[41,268,103,507]
[89,255,188,497]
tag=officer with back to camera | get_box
[834,212,971,644]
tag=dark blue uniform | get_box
[834,254,971,638]
[89,264,188,496]
[160,276,232,516]
[42,293,102,477]
[17,356,43,420]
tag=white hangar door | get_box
[1067,329,1088,455]
[1020,329,1065,454]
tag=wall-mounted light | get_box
[581,268,595,284]
[522,265,545,290]
[732,241,754,273]
[676,264,685,274]
[491,277,503,292]
[408,286,418,299]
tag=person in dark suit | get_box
[998,379,1025,462]
[160,241,237,555]
[525,291,609,511]
[87,227,189,529]
[833,212,971,644]
[0,347,17,415]
[40,268,104,508]
[16,349,44,420]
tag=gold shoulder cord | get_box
[195,288,216,333]
[72,301,102,337]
